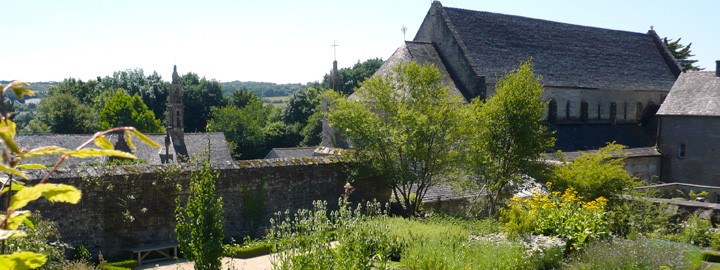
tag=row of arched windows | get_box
[547,100,647,123]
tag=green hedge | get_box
[98,260,137,270]
[224,242,273,259]
[704,250,720,263]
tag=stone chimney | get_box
[716,60,719,77]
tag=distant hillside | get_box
[1,81,56,99]
[222,81,305,97]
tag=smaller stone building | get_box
[657,61,720,185]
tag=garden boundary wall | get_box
[24,157,389,259]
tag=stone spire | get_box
[328,41,343,91]
[165,65,188,162]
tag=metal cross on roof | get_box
[331,40,340,61]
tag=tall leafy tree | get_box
[207,99,276,159]
[465,61,554,215]
[47,78,100,104]
[663,37,703,72]
[181,73,226,132]
[281,87,323,145]
[98,90,165,133]
[327,61,465,216]
[230,89,262,109]
[97,69,170,120]
[36,93,98,134]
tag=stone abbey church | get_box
[323,2,720,186]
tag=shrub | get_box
[175,161,225,270]
[502,187,609,250]
[606,189,674,238]
[224,242,273,259]
[72,245,92,262]
[565,238,704,270]
[550,143,638,202]
[669,213,714,248]
[268,199,393,270]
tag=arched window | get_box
[636,102,644,121]
[548,99,557,122]
[581,101,589,122]
[565,101,571,120]
[623,102,628,120]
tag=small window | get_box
[678,144,686,159]
[581,101,589,122]
[610,102,617,122]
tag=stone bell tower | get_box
[165,65,189,162]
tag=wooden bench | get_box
[128,243,178,265]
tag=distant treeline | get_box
[221,81,305,97]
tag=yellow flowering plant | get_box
[502,185,609,250]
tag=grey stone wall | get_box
[24,157,389,259]
[625,155,662,183]
[658,116,720,185]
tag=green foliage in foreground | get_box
[175,161,225,270]
[551,143,639,202]
[565,238,704,270]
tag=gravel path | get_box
[135,255,274,270]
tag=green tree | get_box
[230,89,262,109]
[663,37,703,72]
[99,90,165,133]
[175,161,225,270]
[550,143,638,202]
[182,73,227,132]
[207,100,274,159]
[327,61,465,216]
[36,93,98,134]
[465,61,554,215]
[97,69,170,119]
[281,87,322,145]
[48,78,100,104]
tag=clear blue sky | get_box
[3,0,718,84]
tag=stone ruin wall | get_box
[24,157,389,259]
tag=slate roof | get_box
[432,3,679,90]
[14,132,233,167]
[548,146,661,161]
[657,72,720,116]
[350,41,465,101]
[264,147,317,159]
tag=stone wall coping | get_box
[26,156,348,180]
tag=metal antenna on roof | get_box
[401,26,407,41]
[331,40,340,61]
